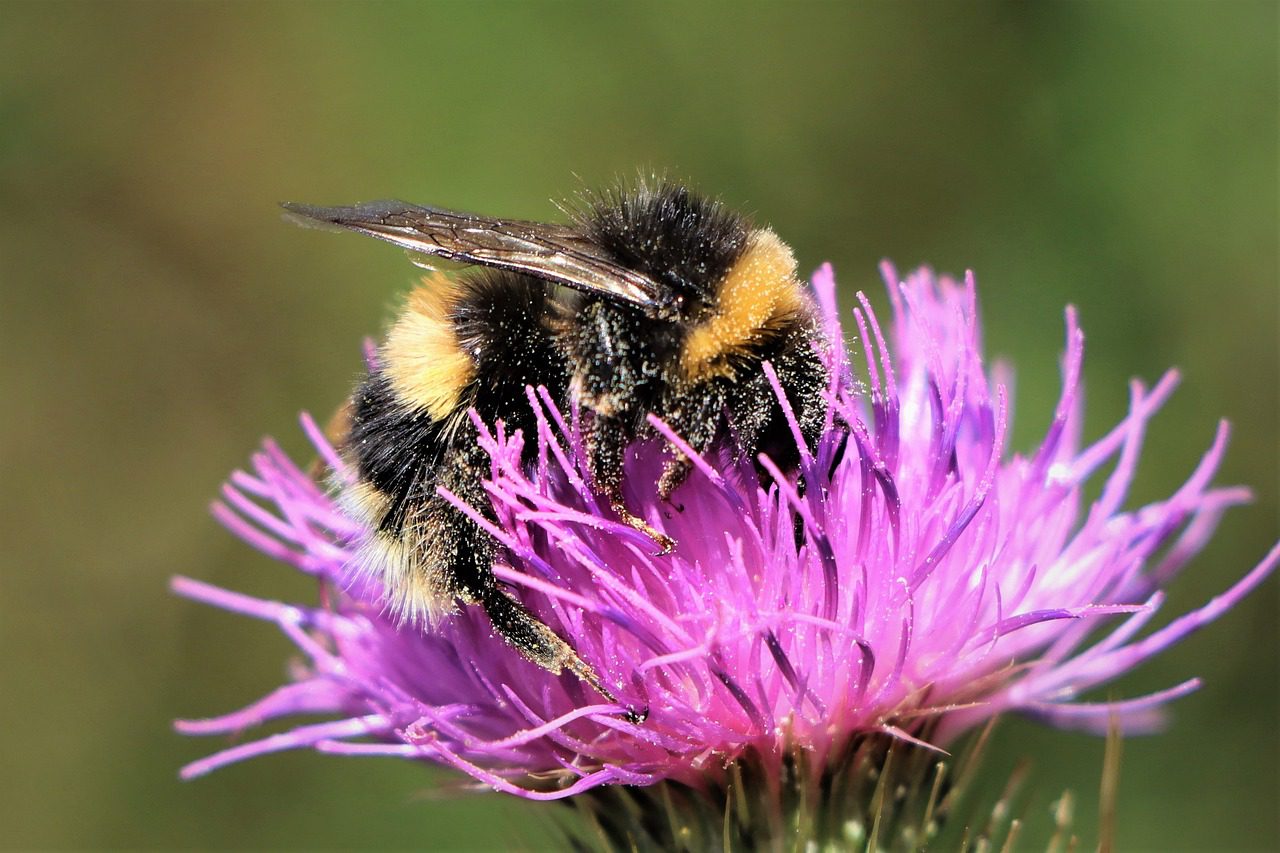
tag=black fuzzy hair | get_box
[574,180,750,305]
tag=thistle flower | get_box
[176,264,1277,846]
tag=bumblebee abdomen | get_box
[346,371,449,535]
[347,267,569,528]
[452,270,571,436]
[381,273,476,423]
[340,268,571,621]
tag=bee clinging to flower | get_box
[283,182,832,706]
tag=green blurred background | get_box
[2,2,1275,849]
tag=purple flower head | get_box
[176,264,1277,802]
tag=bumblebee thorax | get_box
[678,228,807,381]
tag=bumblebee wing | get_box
[282,200,675,317]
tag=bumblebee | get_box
[284,182,831,706]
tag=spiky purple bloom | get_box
[176,264,1277,809]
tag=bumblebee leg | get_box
[657,452,692,504]
[434,455,644,721]
[479,585,618,703]
[588,413,677,555]
[608,493,676,556]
